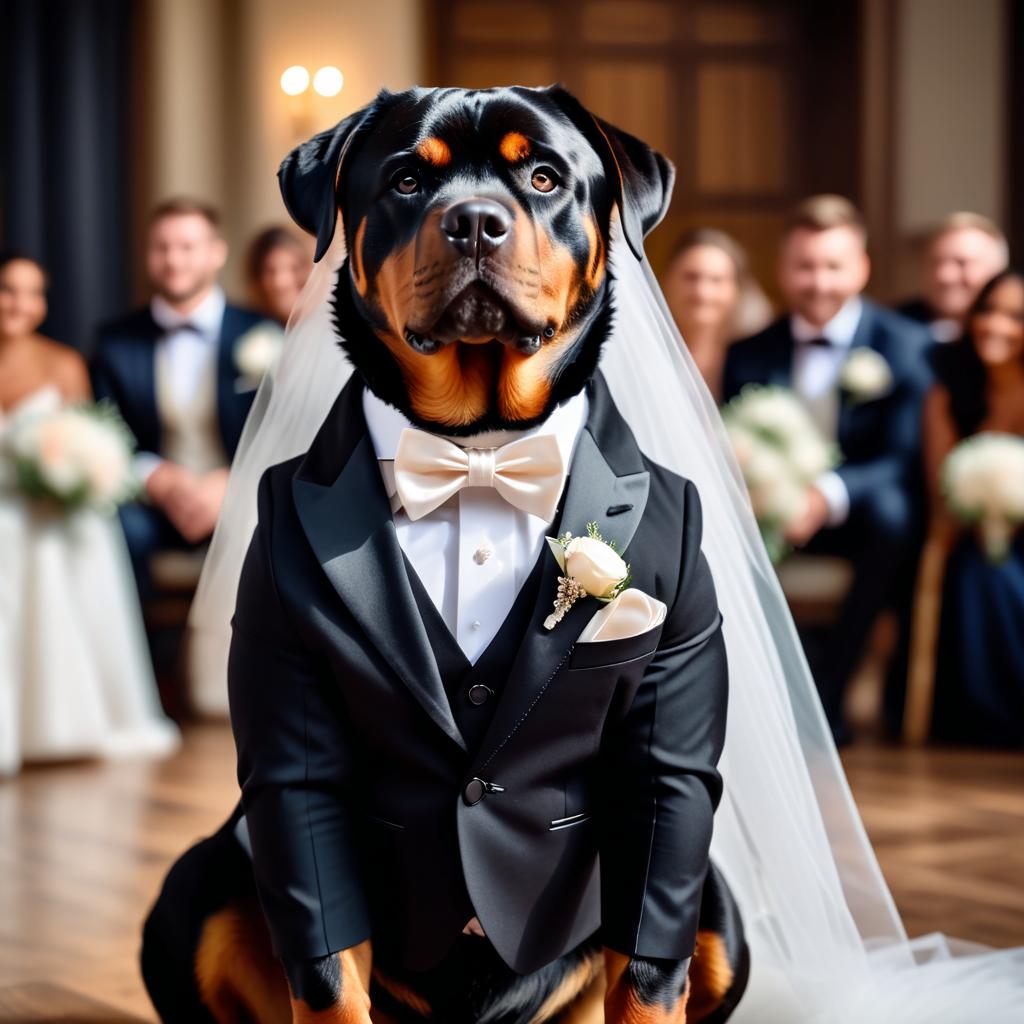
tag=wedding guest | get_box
[897,212,1009,343]
[917,269,1024,746]
[723,195,933,743]
[662,228,773,398]
[0,253,178,774]
[91,198,266,596]
[245,225,312,325]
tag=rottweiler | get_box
[141,84,749,1024]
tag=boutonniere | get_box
[234,321,284,392]
[839,348,892,404]
[543,521,631,630]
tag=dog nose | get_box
[440,198,512,259]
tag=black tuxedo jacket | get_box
[722,299,934,510]
[90,303,266,460]
[228,372,728,975]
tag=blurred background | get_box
[1,1,1023,1021]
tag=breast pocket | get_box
[567,620,664,672]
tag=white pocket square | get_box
[577,588,667,643]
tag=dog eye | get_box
[391,169,420,195]
[531,167,560,193]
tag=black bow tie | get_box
[804,336,833,348]
[160,322,201,338]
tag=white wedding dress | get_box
[0,386,180,775]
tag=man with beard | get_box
[723,195,933,744]
[92,198,267,597]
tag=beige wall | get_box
[136,0,426,301]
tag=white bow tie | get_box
[392,427,568,522]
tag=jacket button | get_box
[467,684,493,706]
[463,778,486,805]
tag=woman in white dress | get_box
[0,253,179,775]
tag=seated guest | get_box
[898,212,1009,343]
[0,253,178,773]
[244,225,311,325]
[918,269,1024,746]
[723,195,933,743]
[91,198,266,596]
[662,227,773,399]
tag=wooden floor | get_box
[1,722,1022,1022]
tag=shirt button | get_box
[467,684,493,706]
[473,543,493,565]
[470,620,481,631]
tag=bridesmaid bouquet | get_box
[942,432,1024,562]
[723,384,839,564]
[5,401,138,515]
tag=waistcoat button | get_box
[467,683,493,706]
[463,778,486,805]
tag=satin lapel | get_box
[471,424,650,775]
[137,316,161,453]
[292,433,467,752]
[770,323,797,388]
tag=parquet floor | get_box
[1,722,1022,1022]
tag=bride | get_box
[0,252,179,775]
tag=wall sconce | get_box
[280,65,345,136]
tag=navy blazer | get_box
[722,299,934,511]
[90,303,266,460]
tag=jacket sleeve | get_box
[599,478,728,960]
[228,467,372,961]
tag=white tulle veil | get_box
[188,214,1024,1021]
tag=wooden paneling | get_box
[450,55,558,89]
[693,4,790,46]
[451,0,556,43]
[581,0,675,45]
[580,62,673,157]
[695,62,787,195]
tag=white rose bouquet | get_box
[941,432,1024,562]
[234,321,285,391]
[723,384,840,563]
[5,401,138,515]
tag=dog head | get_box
[279,85,674,433]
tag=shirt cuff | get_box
[134,452,164,487]
[814,471,850,527]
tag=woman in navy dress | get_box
[920,268,1024,746]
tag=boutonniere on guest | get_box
[234,321,284,392]
[839,347,893,403]
[543,521,631,629]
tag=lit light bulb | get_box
[313,66,344,97]
[280,65,310,96]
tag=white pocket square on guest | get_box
[577,587,667,643]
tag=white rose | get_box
[564,535,628,598]
[840,348,892,402]
[235,322,284,382]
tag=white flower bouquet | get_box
[941,432,1024,561]
[5,401,138,515]
[723,384,840,563]
[234,321,284,391]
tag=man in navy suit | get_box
[723,196,933,743]
[91,198,266,596]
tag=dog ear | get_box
[541,85,675,261]
[277,90,394,262]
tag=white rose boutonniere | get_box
[543,521,631,629]
[840,348,892,404]
[234,321,285,392]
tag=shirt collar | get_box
[362,384,590,513]
[150,285,226,339]
[791,295,863,348]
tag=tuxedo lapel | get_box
[837,300,878,444]
[292,382,467,753]
[471,375,650,774]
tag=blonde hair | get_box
[784,194,867,246]
[928,211,1008,263]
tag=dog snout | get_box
[439,198,512,260]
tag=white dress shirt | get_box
[362,387,589,665]
[136,286,227,481]
[790,296,863,526]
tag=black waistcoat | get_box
[402,550,547,757]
